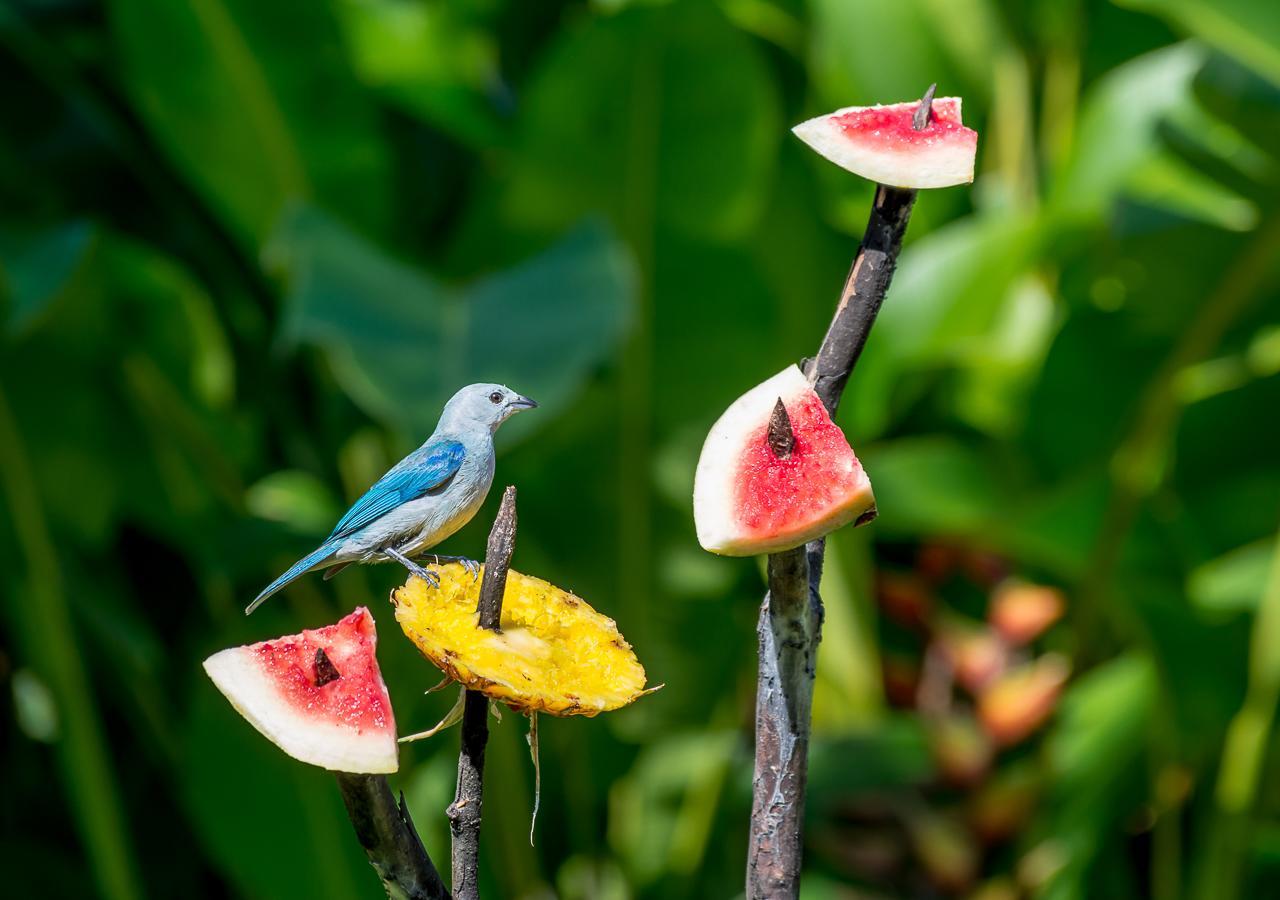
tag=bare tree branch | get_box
[746,85,934,898]
[336,772,451,900]
[448,485,518,900]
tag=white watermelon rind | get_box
[693,365,875,557]
[203,636,399,775]
[792,97,976,189]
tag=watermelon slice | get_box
[203,607,398,773]
[792,96,977,189]
[694,365,875,556]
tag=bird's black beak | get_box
[512,395,538,410]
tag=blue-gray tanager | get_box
[246,383,537,614]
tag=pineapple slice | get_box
[392,564,653,716]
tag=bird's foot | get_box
[405,560,441,588]
[424,554,482,581]
[384,546,441,588]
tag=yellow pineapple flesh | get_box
[392,564,653,716]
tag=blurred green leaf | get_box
[12,668,59,742]
[6,2,1280,895]
[998,474,1110,579]
[108,0,389,244]
[558,855,632,900]
[1127,153,1258,231]
[333,0,504,146]
[1033,654,1157,900]
[0,220,95,334]
[950,275,1060,436]
[271,206,637,437]
[246,470,341,535]
[807,716,934,819]
[1116,0,1280,87]
[858,437,1007,538]
[813,531,884,728]
[1050,42,1204,221]
[1190,539,1274,614]
[0,389,143,900]
[609,730,737,887]
[184,678,375,899]
[845,213,1042,438]
[507,1,780,241]
[809,0,962,105]
[1192,54,1280,163]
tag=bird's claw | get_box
[406,561,441,588]
[460,558,481,581]
[425,554,482,581]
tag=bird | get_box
[246,383,537,614]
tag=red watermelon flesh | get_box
[694,365,875,556]
[792,96,977,189]
[203,607,398,773]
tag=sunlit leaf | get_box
[333,0,504,146]
[845,212,1042,438]
[1127,153,1259,231]
[1116,0,1280,87]
[809,0,963,105]
[1190,539,1275,614]
[608,731,737,886]
[1050,42,1205,221]
[11,668,59,742]
[245,470,341,535]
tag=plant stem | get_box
[1192,522,1280,900]
[746,177,920,897]
[335,773,451,900]
[449,486,518,900]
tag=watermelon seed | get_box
[767,398,795,459]
[314,647,342,687]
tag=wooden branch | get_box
[448,486,517,900]
[335,772,451,900]
[806,184,917,414]
[476,486,517,632]
[746,86,933,900]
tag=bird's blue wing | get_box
[328,440,466,541]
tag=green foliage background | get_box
[2,0,1279,897]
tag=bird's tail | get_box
[245,542,338,615]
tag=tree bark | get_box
[335,772,451,900]
[447,486,518,900]
[746,183,919,898]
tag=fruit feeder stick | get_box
[748,84,952,898]
[335,772,451,899]
[203,602,450,898]
[449,484,518,900]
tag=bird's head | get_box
[440,383,538,433]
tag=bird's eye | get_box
[489,391,503,404]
